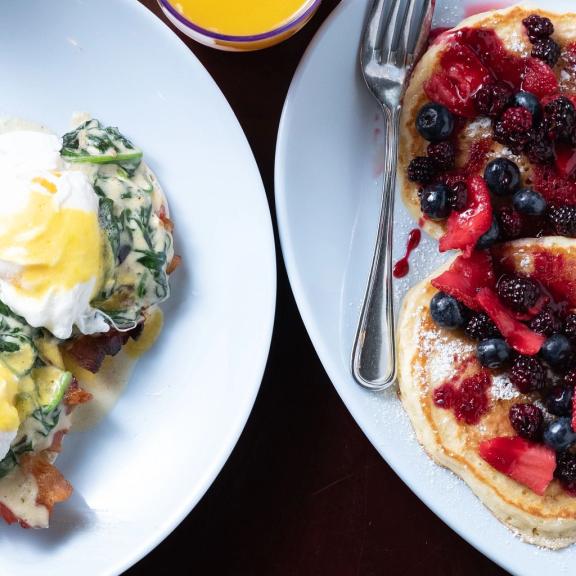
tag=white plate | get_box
[0,1,276,575]
[276,0,576,574]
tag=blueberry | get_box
[420,184,452,220]
[546,385,574,417]
[543,418,576,451]
[512,188,547,216]
[430,292,467,329]
[540,333,573,369]
[477,338,512,369]
[416,103,455,142]
[476,217,500,249]
[512,91,541,120]
[484,158,521,197]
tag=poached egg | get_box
[0,130,108,340]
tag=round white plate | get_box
[0,1,276,575]
[276,0,576,574]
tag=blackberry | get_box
[532,37,561,67]
[509,355,547,393]
[496,207,522,240]
[496,275,541,312]
[465,313,500,341]
[509,403,544,441]
[473,82,512,117]
[493,118,532,153]
[522,14,554,42]
[407,156,438,184]
[544,97,576,141]
[526,130,555,165]
[555,451,576,485]
[447,181,467,212]
[427,141,456,171]
[529,307,561,336]
[564,314,576,341]
[547,205,576,237]
[564,368,576,387]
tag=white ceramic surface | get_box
[276,1,576,574]
[0,1,276,575]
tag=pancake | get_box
[398,4,576,238]
[397,236,576,548]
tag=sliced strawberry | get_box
[476,288,545,355]
[424,44,492,117]
[522,58,559,99]
[431,250,495,311]
[479,436,556,496]
[439,176,493,257]
[555,143,576,178]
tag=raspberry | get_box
[464,312,500,341]
[502,107,533,132]
[532,37,561,67]
[564,314,576,341]
[447,181,467,212]
[473,82,512,117]
[496,275,541,312]
[529,307,561,336]
[544,97,576,141]
[509,403,544,441]
[493,109,533,153]
[509,355,548,392]
[407,156,438,183]
[522,14,554,42]
[427,141,456,171]
[547,205,576,237]
[526,129,555,165]
[555,451,576,485]
[496,207,523,240]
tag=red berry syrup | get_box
[393,228,422,278]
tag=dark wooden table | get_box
[130,2,510,574]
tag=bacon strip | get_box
[167,254,182,275]
[20,454,72,512]
[63,378,93,408]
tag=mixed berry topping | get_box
[465,312,500,340]
[548,205,576,237]
[522,15,554,42]
[483,159,521,197]
[407,156,438,184]
[509,355,547,393]
[496,274,541,313]
[413,12,576,497]
[477,337,511,368]
[532,37,561,68]
[427,141,456,171]
[429,291,468,329]
[416,102,455,142]
[529,307,560,336]
[420,184,452,220]
[509,403,544,441]
[546,384,574,416]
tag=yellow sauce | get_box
[170,0,313,36]
[65,309,164,431]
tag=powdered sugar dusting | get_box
[491,373,520,400]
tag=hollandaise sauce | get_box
[158,0,322,51]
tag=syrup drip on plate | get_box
[393,228,422,278]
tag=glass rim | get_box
[158,0,322,43]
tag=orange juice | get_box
[159,0,321,51]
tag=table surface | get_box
[129,2,510,575]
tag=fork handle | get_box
[352,106,400,391]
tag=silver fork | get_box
[352,0,433,391]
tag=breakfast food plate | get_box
[276,0,576,572]
[0,0,276,575]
